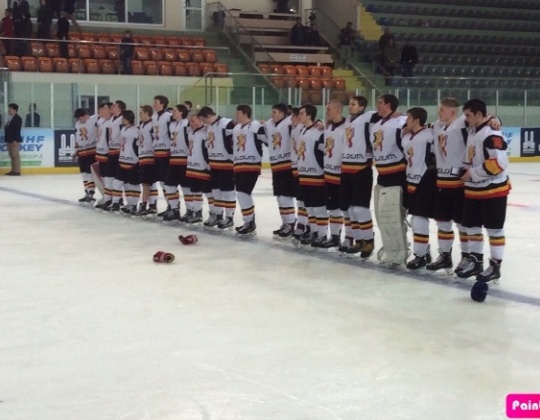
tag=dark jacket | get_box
[5,113,23,142]
[400,45,418,64]
[120,36,135,59]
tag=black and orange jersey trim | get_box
[374,161,407,175]
[169,157,188,166]
[96,153,108,163]
[406,182,417,194]
[324,172,341,185]
[154,150,171,158]
[464,179,511,199]
[186,169,211,181]
[119,162,137,170]
[108,148,120,156]
[436,177,464,189]
[78,147,96,157]
[210,160,234,171]
[139,156,155,166]
[271,161,292,172]
[299,175,325,187]
[341,161,371,174]
[234,162,262,173]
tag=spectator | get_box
[25,103,41,127]
[56,10,70,59]
[120,30,134,74]
[378,27,393,54]
[290,17,305,46]
[400,38,418,77]
[18,11,32,56]
[4,103,23,176]
[339,21,356,69]
[0,8,14,55]
[382,37,398,86]
[305,14,321,46]
[63,0,81,33]
[37,0,53,40]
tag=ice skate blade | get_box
[235,231,257,238]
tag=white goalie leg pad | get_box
[374,184,408,265]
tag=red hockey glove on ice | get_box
[153,251,175,263]
[178,234,198,245]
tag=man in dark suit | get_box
[5,102,22,175]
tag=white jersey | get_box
[119,125,139,168]
[432,114,468,189]
[137,120,154,165]
[186,126,210,180]
[74,114,98,157]
[264,117,293,172]
[290,123,304,173]
[169,118,189,166]
[465,121,510,199]
[232,120,266,173]
[342,111,378,173]
[96,117,113,162]
[109,114,123,153]
[297,123,325,186]
[207,116,235,171]
[370,114,407,176]
[402,127,434,193]
[324,118,346,185]
[152,110,172,158]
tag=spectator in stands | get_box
[25,103,41,127]
[382,37,398,85]
[120,30,134,74]
[37,0,53,40]
[17,10,32,56]
[290,17,305,46]
[0,8,14,56]
[63,0,81,33]
[305,14,321,47]
[56,10,70,59]
[339,21,356,69]
[400,38,418,77]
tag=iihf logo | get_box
[58,132,76,162]
[522,130,536,155]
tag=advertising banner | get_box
[0,128,55,168]
[501,127,521,158]
[520,127,540,157]
[54,129,78,167]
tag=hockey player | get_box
[295,104,327,247]
[104,100,126,210]
[264,103,297,238]
[290,108,309,240]
[341,96,380,258]
[402,107,437,270]
[320,99,346,250]
[162,104,190,222]
[232,104,267,236]
[370,94,408,266]
[458,98,510,283]
[197,106,237,229]
[109,110,140,214]
[185,113,211,224]
[95,102,114,209]
[73,108,98,205]
[135,105,157,216]
[152,95,172,215]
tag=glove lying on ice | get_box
[178,234,198,245]
[153,251,175,263]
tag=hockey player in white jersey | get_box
[73,108,98,205]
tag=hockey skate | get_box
[103,202,121,214]
[300,231,317,247]
[157,205,171,218]
[203,212,221,229]
[316,234,341,251]
[291,224,308,246]
[163,208,180,223]
[455,253,483,279]
[95,199,111,211]
[235,219,256,237]
[338,238,353,255]
[140,205,158,219]
[278,223,295,239]
[120,204,136,216]
[454,253,471,276]
[133,202,147,217]
[185,210,203,225]
[476,258,501,285]
[217,216,234,230]
[406,253,432,272]
[426,251,453,274]
[178,210,192,223]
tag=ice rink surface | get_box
[1,164,540,420]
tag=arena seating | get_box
[7,33,228,77]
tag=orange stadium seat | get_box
[134,47,149,60]
[308,65,322,76]
[100,59,115,74]
[167,37,181,46]
[91,45,107,59]
[296,65,309,76]
[271,76,285,88]
[285,77,297,88]
[283,65,297,76]
[106,46,119,59]
[173,62,187,76]
[200,62,213,75]
[296,77,309,90]
[132,60,144,75]
[53,57,69,73]
[31,42,45,57]
[213,63,228,75]
[203,49,217,64]
[38,57,53,72]
[69,33,82,41]
[82,33,96,42]
[5,56,21,71]
[258,64,270,74]
[68,43,78,58]
[309,77,322,90]
[84,58,100,74]
[144,60,158,75]
[187,62,201,77]
[182,38,194,46]
[192,38,206,47]
[22,57,37,72]
[176,49,191,63]
[154,37,166,46]
[111,34,123,43]
[320,77,332,89]
[78,44,92,58]
[333,78,346,91]
[139,36,153,45]
[158,61,173,76]
[163,49,177,62]
[69,58,85,73]
[320,66,333,76]
[97,34,111,43]
[45,43,60,58]
[270,64,283,74]
[150,48,163,61]
[191,50,204,63]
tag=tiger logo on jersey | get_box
[438,134,448,157]
[272,132,282,150]
[237,134,246,152]
[97,126,103,140]
[325,136,335,158]
[373,130,384,151]
[170,131,178,148]
[292,138,298,155]
[345,127,355,148]
[207,131,215,149]
[298,140,306,161]
[137,133,144,147]
[407,147,414,167]
[120,136,126,151]
[79,127,88,142]
[153,125,160,142]
[467,145,476,163]
[188,138,194,156]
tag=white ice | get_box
[1,164,540,420]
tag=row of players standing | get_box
[72,94,509,285]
